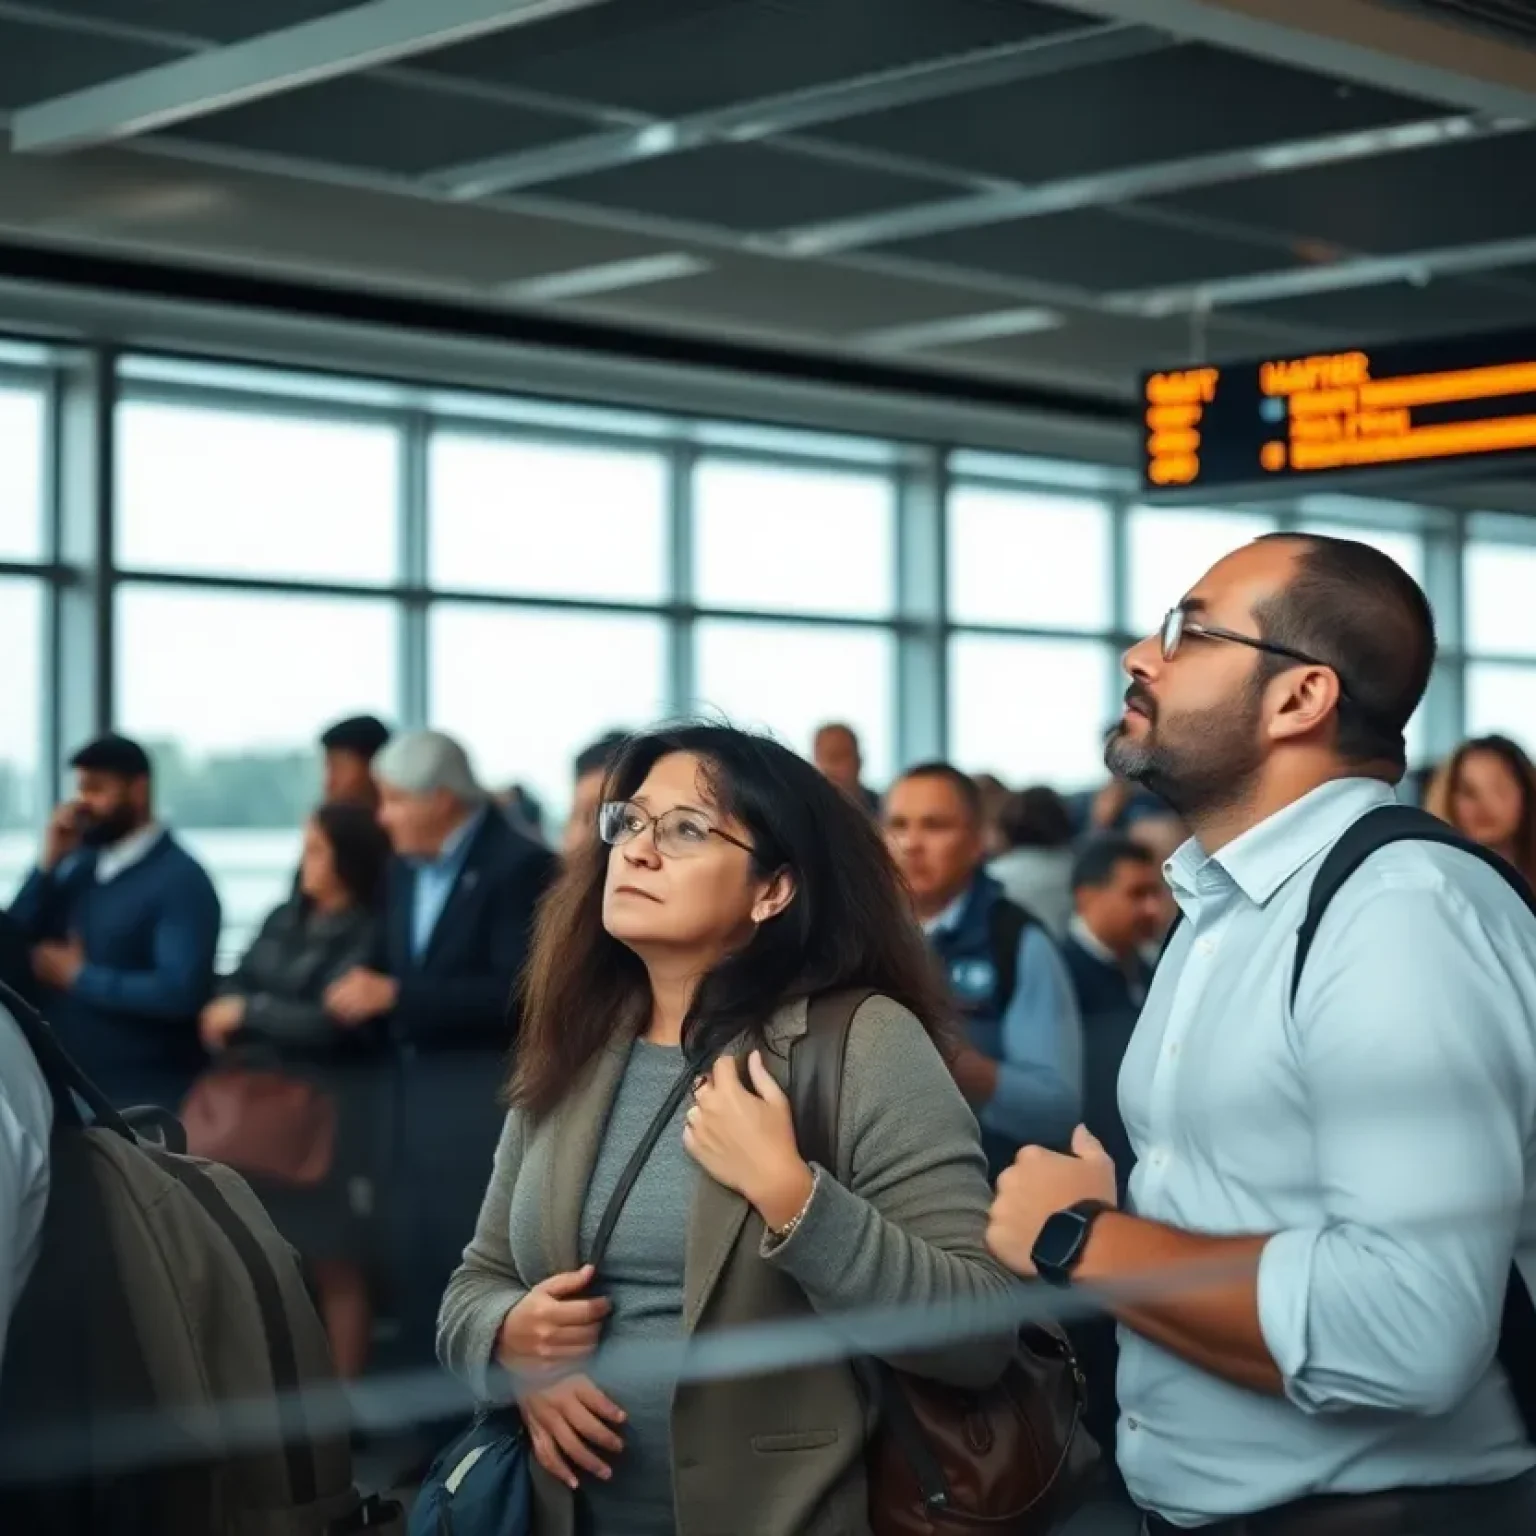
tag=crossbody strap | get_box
[585,1057,700,1273]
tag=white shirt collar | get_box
[95,823,165,885]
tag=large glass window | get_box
[115,587,399,956]
[0,578,44,900]
[948,488,1111,631]
[1465,542,1536,658]
[1126,508,1278,637]
[429,605,668,823]
[692,620,895,787]
[116,399,400,583]
[429,434,668,602]
[0,384,44,562]
[693,459,894,618]
[1466,664,1536,750]
[948,635,1115,788]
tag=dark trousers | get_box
[1142,1469,1536,1536]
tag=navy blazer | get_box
[373,810,557,1052]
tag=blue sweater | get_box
[9,835,221,1106]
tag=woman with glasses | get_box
[438,723,1014,1536]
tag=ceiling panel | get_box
[818,44,1433,185]
[1153,131,1536,254]
[34,0,351,45]
[923,312,1275,398]
[0,18,173,108]
[538,143,956,232]
[884,207,1301,292]
[1225,278,1536,343]
[414,0,1085,117]
[158,76,591,176]
[567,251,1006,337]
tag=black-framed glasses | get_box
[599,800,756,860]
[1159,605,1355,701]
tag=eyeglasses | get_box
[598,800,756,861]
[1159,604,1355,701]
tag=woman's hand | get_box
[199,995,246,1051]
[683,1050,815,1231]
[521,1373,626,1489]
[495,1266,611,1375]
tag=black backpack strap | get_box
[0,978,130,1138]
[1290,804,1536,1008]
[1287,803,1536,1444]
[986,898,1033,1017]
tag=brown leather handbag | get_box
[181,1063,337,1189]
[790,991,1100,1535]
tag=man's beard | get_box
[1106,682,1266,822]
[79,805,141,848]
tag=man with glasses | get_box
[986,534,1536,1534]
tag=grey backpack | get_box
[0,980,403,1536]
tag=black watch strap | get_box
[1032,1198,1113,1287]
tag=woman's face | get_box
[298,818,349,907]
[1453,750,1526,851]
[602,752,790,960]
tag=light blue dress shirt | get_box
[1117,777,1536,1525]
[409,807,486,963]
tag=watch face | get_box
[1034,1209,1089,1277]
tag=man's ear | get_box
[1266,665,1341,743]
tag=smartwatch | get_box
[1031,1199,1112,1288]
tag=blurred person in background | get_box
[1059,833,1164,1492]
[970,771,1012,856]
[564,731,630,858]
[1125,813,1187,944]
[197,801,392,1378]
[885,762,1081,1174]
[499,783,549,847]
[987,534,1536,1535]
[989,785,1076,938]
[1426,734,1536,888]
[320,714,392,810]
[439,724,1013,1536]
[10,734,220,1111]
[326,730,558,1365]
[811,721,880,814]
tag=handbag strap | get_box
[585,1055,700,1274]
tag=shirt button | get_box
[1151,1150,1168,1168]
[1167,1042,1180,1059]
[1195,937,1216,956]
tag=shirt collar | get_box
[419,804,485,871]
[1165,777,1398,912]
[922,877,980,937]
[1069,914,1120,966]
[95,823,165,884]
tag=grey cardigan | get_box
[437,993,1018,1536]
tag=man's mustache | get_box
[1124,684,1157,722]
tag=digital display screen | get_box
[1140,328,1536,495]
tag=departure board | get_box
[1140,328,1536,495]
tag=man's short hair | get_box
[574,731,629,783]
[999,786,1074,850]
[1254,533,1436,773]
[1072,834,1155,893]
[895,762,984,823]
[815,721,859,748]
[320,715,392,761]
[69,733,151,780]
[374,731,483,803]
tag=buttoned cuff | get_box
[1256,1226,1323,1402]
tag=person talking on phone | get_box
[8,734,220,1111]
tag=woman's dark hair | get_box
[312,801,391,910]
[999,786,1074,850]
[1443,734,1536,885]
[510,722,953,1117]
